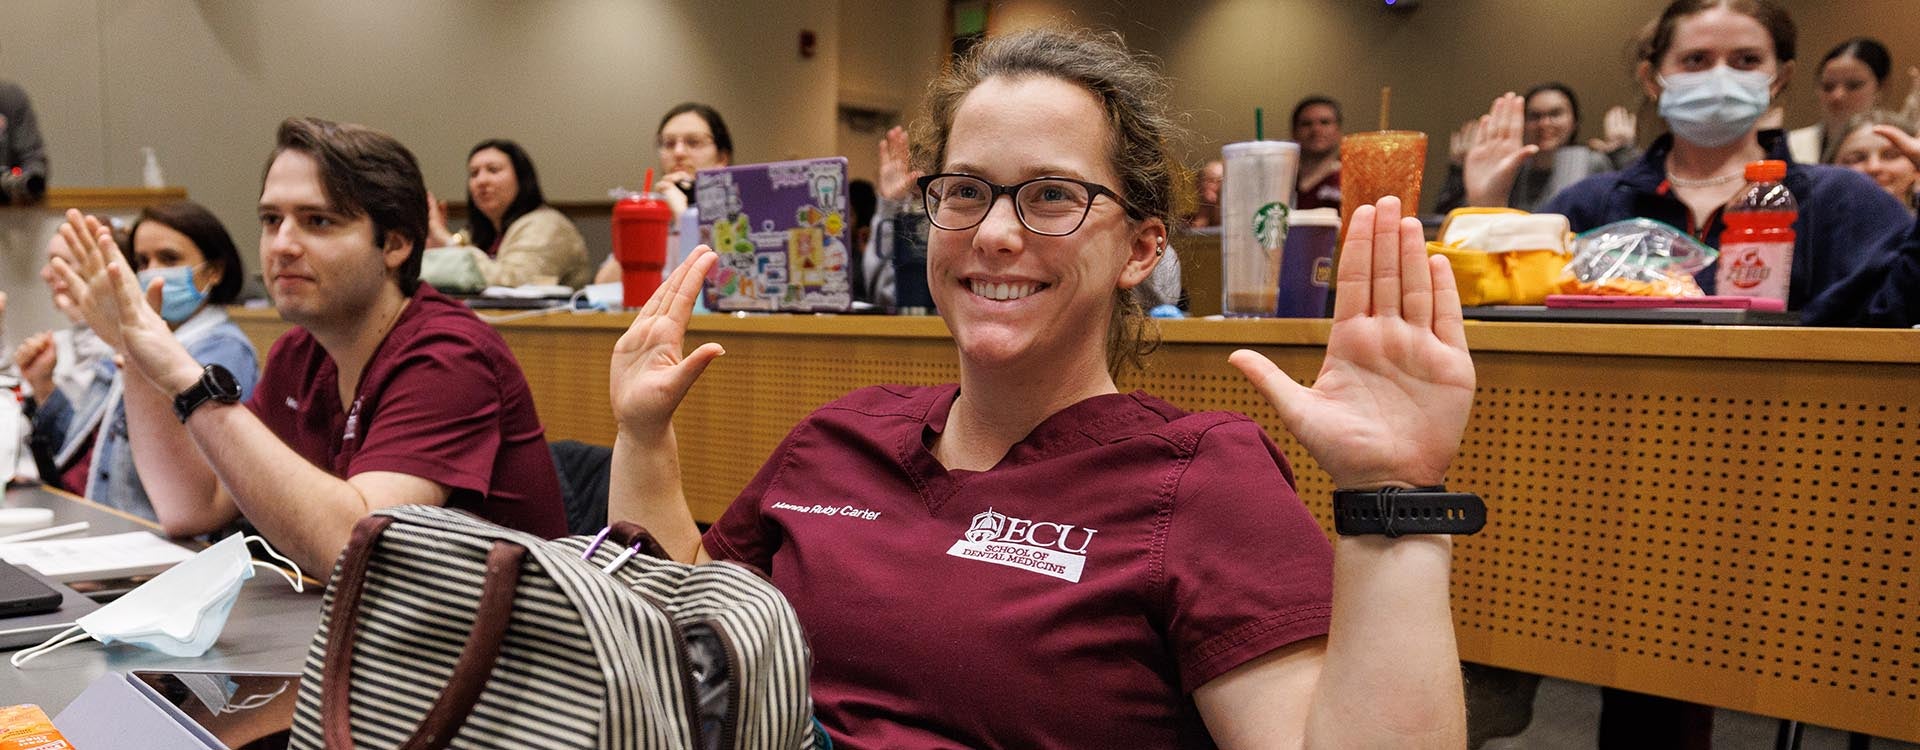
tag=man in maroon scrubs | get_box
[53,117,565,573]
[1293,95,1344,211]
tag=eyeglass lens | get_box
[923,175,1096,236]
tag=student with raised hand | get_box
[426,139,591,288]
[51,118,566,573]
[1439,83,1637,212]
[16,235,117,444]
[20,202,257,520]
[609,27,1478,748]
[1466,0,1912,326]
[595,102,735,285]
[856,124,921,307]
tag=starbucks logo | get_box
[1253,202,1289,250]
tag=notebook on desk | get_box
[694,157,854,312]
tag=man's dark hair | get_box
[1291,95,1343,127]
[265,117,428,294]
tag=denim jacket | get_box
[31,307,258,520]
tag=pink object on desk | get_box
[1545,294,1787,312]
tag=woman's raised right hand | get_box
[1586,105,1638,154]
[876,126,921,203]
[426,191,455,247]
[609,245,724,438]
[1462,92,1538,208]
[15,331,58,400]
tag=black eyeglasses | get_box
[916,173,1144,237]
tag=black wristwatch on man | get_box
[173,364,243,423]
[1332,485,1486,537]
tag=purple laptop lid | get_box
[694,157,853,312]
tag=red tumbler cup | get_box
[612,192,673,307]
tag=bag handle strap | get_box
[607,520,673,560]
[322,514,527,750]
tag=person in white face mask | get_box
[15,202,258,521]
[1463,0,1916,327]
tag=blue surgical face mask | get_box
[1658,65,1775,148]
[136,265,209,324]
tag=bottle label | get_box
[1716,241,1792,302]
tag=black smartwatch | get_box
[1332,485,1486,537]
[173,364,243,423]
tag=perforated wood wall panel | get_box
[228,309,1919,740]
[1464,351,1916,738]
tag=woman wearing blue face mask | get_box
[1465,0,1914,326]
[24,201,258,521]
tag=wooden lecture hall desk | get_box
[231,307,1920,741]
[0,485,320,708]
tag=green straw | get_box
[1255,108,1264,140]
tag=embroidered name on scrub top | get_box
[944,507,1098,583]
[769,501,882,520]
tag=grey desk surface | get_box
[0,486,321,709]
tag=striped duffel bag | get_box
[288,504,821,750]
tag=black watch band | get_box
[1332,485,1486,537]
[173,364,243,423]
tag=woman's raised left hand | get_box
[1230,196,1475,489]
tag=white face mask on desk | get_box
[9,534,303,666]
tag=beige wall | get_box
[2,0,858,270]
[837,0,951,185]
[5,0,1913,253]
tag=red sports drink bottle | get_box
[1717,160,1796,306]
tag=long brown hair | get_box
[911,27,1183,377]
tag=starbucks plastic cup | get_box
[1220,141,1301,317]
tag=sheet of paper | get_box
[0,531,195,582]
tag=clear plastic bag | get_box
[1557,218,1719,297]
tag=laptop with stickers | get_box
[694,157,854,312]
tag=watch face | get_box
[207,365,242,400]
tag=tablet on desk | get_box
[130,670,300,750]
[56,670,300,750]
